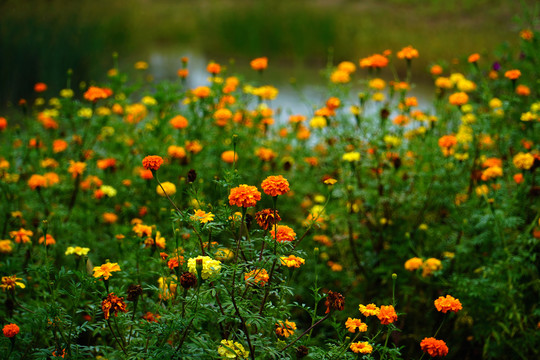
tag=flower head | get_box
[270,225,296,243]
[504,69,521,80]
[1,275,25,291]
[2,323,19,338]
[404,257,423,271]
[188,256,222,280]
[93,262,121,280]
[422,258,442,277]
[280,255,305,268]
[68,161,86,179]
[244,268,269,286]
[261,175,290,197]
[101,293,128,320]
[350,341,373,354]
[156,181,176,197]
[434,295,462,313]
[84,86,112,102]
[191,210,215,224]
[345,317,367,333]
[513,152,534,170]
[170,115,189,129]
[275,320,297,338]
[448,92,469,106]
[9,228,33,244]
[65,246,90,256]
[359,303,380,317]
[397,46,419,60]
[377,305,398,325]
[325,290,345,313]
[420,337,449,357]
[218,339,249,359]
[250,57,268,71]
[228,184,261,208]
[221,150,238,164]
[255,209,281,230]
[142,155,164,171]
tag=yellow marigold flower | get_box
[141,96,157,106]
[350,341,373,354]
[65,246,90,256]
[359,303,380,317]
[275,320,297,338]
[77,107,93,118]
[372,92,385,102]
[280,255,305,268]
[100,185,117,197]
[93,262,121,280]
[521,112,537,122]
[156,182,176,197]
[1,275,25,291]
[489,98,502,109]
[309,116,327,129]
[342,152,360,162]
[435,77,452,89]
[330,69,350,84]
[0,240,13,254]
[188,256,222,280]
[252,85,278,100]
[422,258,442,277]
[158,276,177,300]
[324,178,337,185]
[191,210,215,224]
[457,79,476,92]
[214,248,234,261]
[513,152,534,170]
[345,317,367,333]
[60,89,74,98]
[404,257,423,271]
[218,339,249,359]
[337,61,356,74]
[369,78,386,90]
[134,61,149,70]
[481,166,503,181]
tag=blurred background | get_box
[0,0,534,108]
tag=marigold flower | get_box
[261,175,290,197]
[430,65,443,75]
[512,152,535,170]
[52,139,68,153]
[250,57,268,71]
[275,320,297,338]
[0,240,13,254]
[280,255,305,268]
[68,160,86,178]
[167,255,185,270]
[9,228,33,244]
[156,181,176,197]
[448,92,469,106]
[270,225,296,243]
[337,61,356,74]
[221,150,238,164]
[358,303,380,317]
[504,69,521,80]
[142,155,163,171]
[93,262,121,280]
[468,53,480,63]
[330,69,350,83]
[1,275,25,291]
[192,86,211,98]
[218,339,249,359]
[404,257,423,271]
[255,147,277,162]
[179,272,197,289]
[28,174,47,190]
[84,86,112,102]
[350,341,373,354]
[2,323,19,338]
[422,258,442,277]
[244,268,269,286]
[420,337,449,357]
[313,234,332,247]
[342,152,360,162]
[158,276,177,300]
[377,305,398,325]
[207,62,221,75]
[481,166,503,181]
[38,234,56,246]
[228,184,261,208]
[191,210,215,224]
[177,68,189,78]
[397,46,419,60]
[514,173,524,184]
[520,29,533,41]
[97,158,116,170]
[254,209,281,230]
[434,295,463,313]
[188,256,222,280]
[34,82,47,92]
[133,223,152,238]
[516,84,531,96]
[65,246,90,256]
[101,293,127,320]
[144,231,166,249]
[345,317,367,333]
[325,290,345,313]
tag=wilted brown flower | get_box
[325,290,345,313]
[101,293,128,320]
[255,209,281,230]
[180,272,197,289]
[126,284,143,302]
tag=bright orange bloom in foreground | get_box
[434,295,462,313]
[448,92,469,106]
[504,69,521,80]
[359,303,380,317]
[10,228,33,244]
[275,320,296,338]
[28,174,47,190]
[350,341,373,354]
[221,150,238,164]
[345,317,367,333]
[93,262,121,280]
[2,323,20,338]
[142,155,163,171]
[68,160,86,179]
[397,46,419,60]
[377,305,398,325]
[250,57,268,71]
[270,225,296,243]
[228,184,261,208]
[0,117,7,131]
[261,175,290,197]
[420,337,449,357]
[84,86,112,102]
[170,115,189,129]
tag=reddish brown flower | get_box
[142,155,163,171]
[324,290,345,313]
[101,293,128,320]
[255,209,281,230]
[180,272,197,289]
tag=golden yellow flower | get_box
[93,262,121,280]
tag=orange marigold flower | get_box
[101,293,128,320]
[255,209,281,230]
[514,173,524,184]
[68,160,86,179]
[220,150,237,164]
[185,140,203,154]
[261,175,290,197]
[448,92,469,106]
[102,212,118,224]
[228,184,261,208]
[97,158,116,170]
[167,256,185,270]
[84,86,112,102]
[52,139,68,153]
[520,29,533,41]
[397,46,419,60]
[170,115,189,129]
[313,234,333,247]
[93,262,121,280]
[39,234,56,246]
[250,57,268,71]
[468,53,480,63]
[142,155,163,171]
[28,174,47,190]
[438,135,457,157]
[133,223,152,238]
[434,295,462,314]
[34,82,47,92]
[214,108,232,126]
[9,228,33,244]
[168,145,186,159]
[177,68,189,78]
[275,320,296,338]
[280,255,305,268]
[422,258,442,277]
[2,323,20,338]
[430,65,443,75]
[377,305,397,325]
[504,69,521,80]
[337,61,356,74]
[482,158,502,168]
[404,257,423,271]
[516,84,530,96]
[244,268,269,286]
[420,337,449,357]
[192,86,211,98]
[359,303,380,317]
[207,62,221,75]
[345,317,367,333]
[350,341,373,354]
[325,290,345,313]
[255,147,277,162]
[270,225,296,243]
